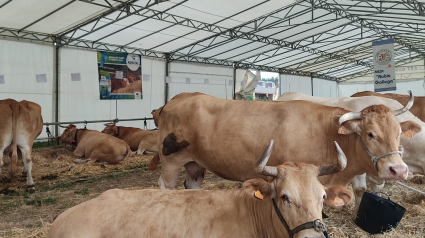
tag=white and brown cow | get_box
[59,124,131,164]
[0,99,42,189]
[152,93,417,194]
[49,141,352,238]
[101,123,157,154]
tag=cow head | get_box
[337,91,421,180]
[101,123,118,136]
[59,124,78,144]
[244,140,352,238]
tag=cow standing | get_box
[152,92,416,193]
[49,141,353,238]
[0,99,42,189]
[352,91,425,121]
[59,125,131,164]
[277,91,423,210]
[101,123,158,154]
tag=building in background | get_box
[254,81,278,100]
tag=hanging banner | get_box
[373,39,396,92]
[97,51,143,100]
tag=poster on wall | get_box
[97,51,142,99]
[373,39,396,92]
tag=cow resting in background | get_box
[152,93,417,198]
[352,91,425,122]
[101,123,157,154]
[59,124,131,164]
[277,91,422,211]
[48,141,353,238]
[0,99,43,189]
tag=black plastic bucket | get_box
[355,192,406,234]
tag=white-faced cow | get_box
[49,141,352,238]
[59,124,131,164]
[0,99,43,190]
[152,93,415,197]
[101,123,157,155]
[277,91,422,211]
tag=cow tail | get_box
[10,101,19,180]
[149,153,160,171]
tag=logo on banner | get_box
[375,49,392,66]
[126,54,140,71]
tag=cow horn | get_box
[394,90,413,116]
[318,141,347,176]
[254,140,278,177]
[58,125,67,128]
[338,112,362,126]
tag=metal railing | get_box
[36,117,156,142]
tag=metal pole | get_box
[232,66,237,99]
[311,75,314,96]
[165,53,170,104]
[54,36,61,138]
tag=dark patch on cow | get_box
[162,133,190,156]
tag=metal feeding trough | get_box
[355,192,406,234]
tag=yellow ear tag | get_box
[334,196,344,207]
[254,190,264,200]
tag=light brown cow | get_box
[0,99,40,189]
[101,123,158,154]
[59,124,131,164]
[48,141,353,238]
[152,93,416,193]
[352,91,425,121]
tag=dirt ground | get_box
[0,146,424,238]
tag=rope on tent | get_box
[395,181,425,196]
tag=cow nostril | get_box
[389,166,397,176]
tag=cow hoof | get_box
[26,185,35,192]
[184,180,188,189]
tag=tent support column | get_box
[54,36,62,138]
[232,66,237,99]
[165,53,170,104]
[310,75,314,96]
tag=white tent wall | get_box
[168,62,233,100]
[0,39,54,138]
[59,48,165,134]
[280,74,312,95]
[312,78,338,98]
[338,79,425,97]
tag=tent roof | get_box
[1,0,424,81]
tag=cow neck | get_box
[72,129,79,146]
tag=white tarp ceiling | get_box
[0,0,424,82]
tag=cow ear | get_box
[243,178,272,200]
[400,121,422,138]
[337,121,360,135]
[324,185,353,208]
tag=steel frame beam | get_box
[0,27,55,43]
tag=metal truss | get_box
[0,27,55,43]
[312,0,425,57]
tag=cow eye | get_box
[368,133,375,140]
[281,194,289,202]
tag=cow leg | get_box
[0,148,4,175]
[183,161,206,189]
[20,146,34,190]
[352,173,367,213]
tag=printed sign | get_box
[186,78,191,84]
[228,79,233,86]
[143,74,150,82]
[204,79,209,84]
[165,77,172,83]
[373,39,396,92]
[36,74,47,83]
[71,73,81,81]
[97,51,143,100]
[0,75,4,84]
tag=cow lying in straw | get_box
[59,124,131,164]
[101,123,157,155]
[49,141,352,238]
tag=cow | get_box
[0,99,42,189]
[277,91,423,211]
[101,123,158,154]
[152,92,417,196]
[111,78,128,92]
[48,141,353,238]
[59,124,131,164]
[352,91,425,121]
